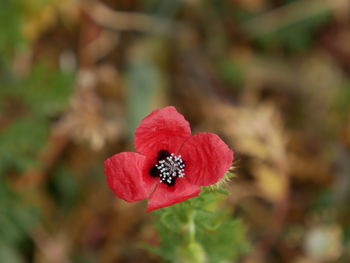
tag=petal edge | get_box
[180,133,233,186]
[147,179,200,212]
[135,106,191,159]
[104,152,152,202]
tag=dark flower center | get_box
[149,150,185,186]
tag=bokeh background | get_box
[1,0,350,262]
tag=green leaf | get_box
[0,242,23,263]
[47,167,81,212]
[0,0,25,58]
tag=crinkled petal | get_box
[179,133,233,186]
[104,152,153,202]
[135,106,191,159]
[147,179,200,212]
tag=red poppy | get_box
[104,106,233,212]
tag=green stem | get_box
[179,206,206,263]
[188,210,196,243]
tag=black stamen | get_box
[157,150,170,161]
[149,166,159,177]
[165,177,177,186]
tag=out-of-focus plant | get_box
[0,64,74,174]
[0,0,24,59]
[0,3,73,260]
[0,183,39,263]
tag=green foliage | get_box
[343,225,350,244]
[0,243,23,263]
[143,0,182,17]
[217,59,243,89]
[310,189,334,212]
[0,64,73,174]
[1,64,74,118]
[0,3,72,258]
[235,3,331,53]
[148,188,250,263]
[0,0,25,59]
[255,12,331,52]
[47,167,80,212]
[0,118,49,174]
[333,82,350,117]
[0,183,39,262]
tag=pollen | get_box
[155,153,185,186]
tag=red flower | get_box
[104,106,233,212]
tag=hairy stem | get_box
[179,208,206,263]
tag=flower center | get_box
[149,150,185,186]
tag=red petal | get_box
[104,152,154,202]
[141,156,160,188]
[179,133,233,186]
[146,179,200,212]
[135,106,191,159]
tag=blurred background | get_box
[1,0,350,262]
